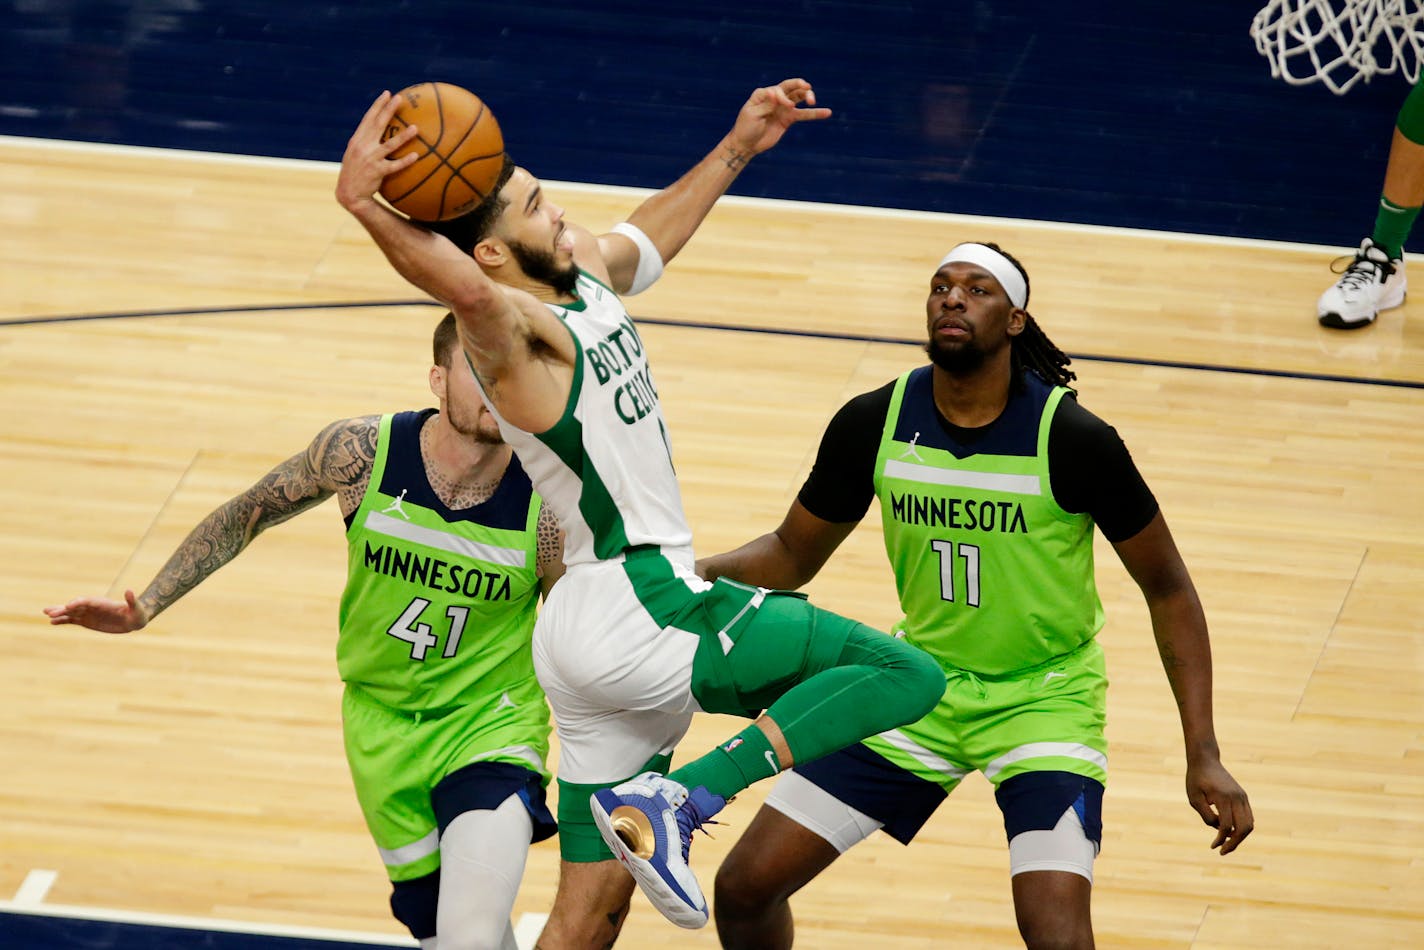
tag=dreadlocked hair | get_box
[1013,313,1076,392]
[975,242,1077,392]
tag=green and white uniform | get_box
[476,272,708,785]
[340,410,551,882]
[477,273,947,862]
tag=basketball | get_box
[379,82,505,222]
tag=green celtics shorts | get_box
[342,678,552,881]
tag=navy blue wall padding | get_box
[0,1,1412,249]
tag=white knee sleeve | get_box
[763,770,883,854]
[435,794,533,950]
[1007,806,1098,882]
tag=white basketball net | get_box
[1251,0,1424,94]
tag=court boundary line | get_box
[0,900,417,946]
[0,133,1400,258]
[0,900,546,949]
[3,300,1421,391]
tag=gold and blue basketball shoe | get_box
[590,772,725,929]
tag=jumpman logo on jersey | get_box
[495,691,517,711]
[381,488,412,520]
[899,431,925,462]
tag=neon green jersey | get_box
[873,368,1104,675]
[338,410,545,713]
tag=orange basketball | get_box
[379,82,505,222]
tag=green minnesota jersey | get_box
[338,410,545,713]
[873,367,1104,675]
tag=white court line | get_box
[0,133,1392,259]
[11,870,57,906]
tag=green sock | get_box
[670,724,780,801]
[1371,196,1419,260]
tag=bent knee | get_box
[714,853,785,913]
[902,644,948,715]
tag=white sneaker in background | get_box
[1317,237,1406,329]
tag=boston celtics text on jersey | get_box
[583,314,659,425]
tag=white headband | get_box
[936,243,1027,309]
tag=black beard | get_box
[925,336,989,375]
[508,238,579,297]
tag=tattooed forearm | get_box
[136,418,377,620]
[137,452,333,619]
[721,142,750,172]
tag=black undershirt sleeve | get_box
[795,381,1159,544]
[796,382,895,524]
[1048,394,1159,543]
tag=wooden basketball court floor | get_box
[1,137,1421,948]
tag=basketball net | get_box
[1250,0,1424,94]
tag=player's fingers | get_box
[791,106,833,123]
[1218,796,1254,855]
[360,90,393,129]
[780,79,820,109]
[378,123,419,159]
[124,590,139,609]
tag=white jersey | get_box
[480,270,694,567]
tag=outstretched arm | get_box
[599,78,832,292]
[1113,510,1254,855]
[43,417,379,633]
[696,500,856,590]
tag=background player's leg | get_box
[536,859,636,948]
[714,804,844,950]
[1011,870,1093,950]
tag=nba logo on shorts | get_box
[722,738,744,753]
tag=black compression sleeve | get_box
[795,382,895,524]
[1048,395,1159,542]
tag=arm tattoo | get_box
[136,417,377,620]
[308,415,381,517]
[721,142,750,172]
[535,503,563,575]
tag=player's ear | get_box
[473,237,505,268]
[429,363,445,400]
[1007,308,1027,336]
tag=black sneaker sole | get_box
[1318,311,1377,330]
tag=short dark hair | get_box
[433,312,459,368]
[422,154,517,254]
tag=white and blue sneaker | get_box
[590,772,726,929]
